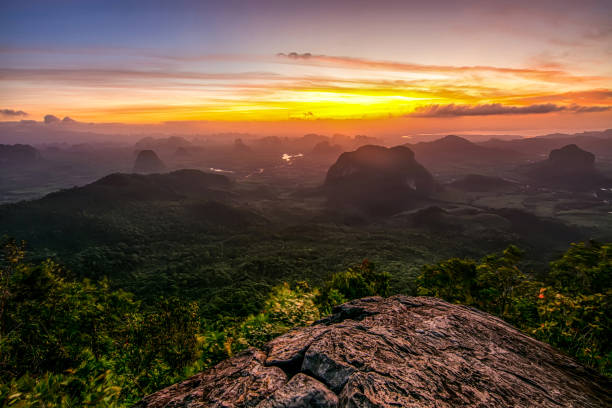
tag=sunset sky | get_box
[1,0,611,136]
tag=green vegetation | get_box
[1,237,609,406]
[0,239,390,407]
[417,241,611,375]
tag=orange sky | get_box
[1,1,611,136]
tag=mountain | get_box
[324,145,436,215]
[0,170,243,249]
[134,136,192,151]
[405,135,524,166]
[536,128,612,140]
[480,129,612,159]
[136,296,611,408]
[133,149,166,173]
[45,169,231,205]
[310,141,343,157]
[233,138,253,154]
[523,144,610,191]
[0,143,41,165]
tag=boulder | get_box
[136,296,611,407]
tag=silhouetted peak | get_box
[324,145,435,215]
[133,150,166,174]
[437,135,473,145]
[548,144,595,168]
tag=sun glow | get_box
[1,53,610,124]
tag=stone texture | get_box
[136,296,611,408]
[257,374,338,408]
[134,349,286,408]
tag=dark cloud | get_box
[62,116,77,123]
[568,104,611,113]
[277,52,312,59]
[410,103,611,117]
[1,108,28,117]
[44,114,60,124]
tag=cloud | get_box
[276,53,608,84]
[1,108,28,117]
[277,52,312,59]
[512,89,612,105]
[568,104,611,113]
[409,103,611,117]
[44,114,60,124]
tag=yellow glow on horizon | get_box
[1,54,610,124]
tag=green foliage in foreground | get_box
[417,241,611,375]
[0,239,609,407]
[0,240,389,407]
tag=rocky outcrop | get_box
[133,150,166,174]
[324,145,436,215]
[135,296,611,408]
[524,144,610,191]
[548,144,595,168]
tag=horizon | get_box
[1,0,611,138]
[2,3,612,405]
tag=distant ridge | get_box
[40,169,232,208]
[0,143,41,165]
[405,135,524,165]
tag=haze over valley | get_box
[1,1,611,407]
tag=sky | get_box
[1,0,611,136]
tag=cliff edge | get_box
[135,296,611,407]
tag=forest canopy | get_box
[0,239,609,407]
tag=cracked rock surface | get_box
[134,296,611,407]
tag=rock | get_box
[258,374,338,408]
[324,145,436,215]
[134,349,286,408]
[136,296,611,408]
[548,144,595,168]
[133,149,166,174]
[524,144,610,191]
